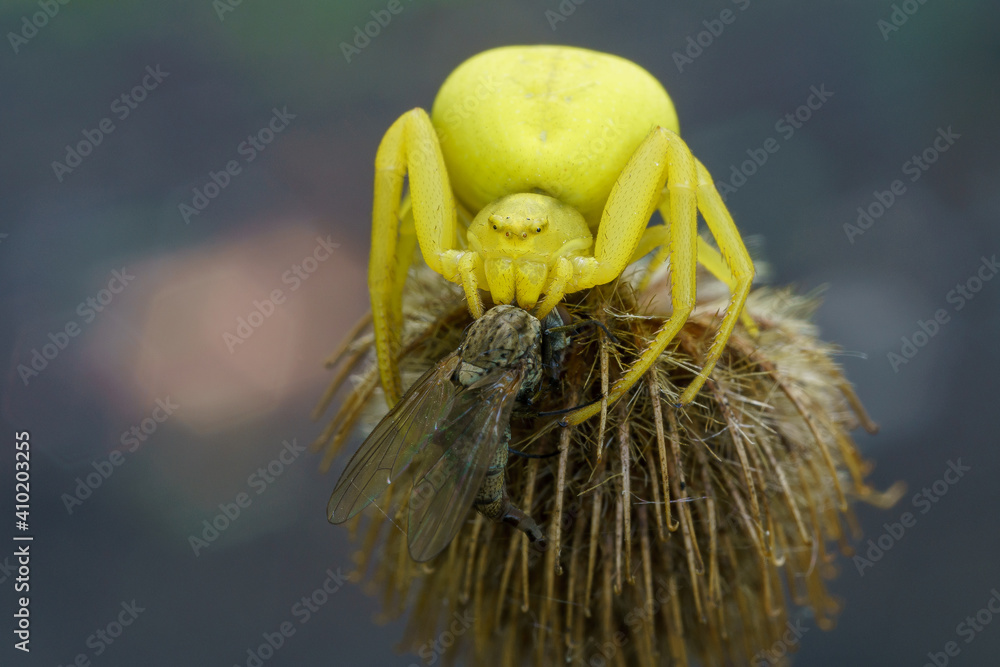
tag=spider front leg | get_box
[561,127,753,425]
[371,108,462,406]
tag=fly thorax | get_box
[462,319,521,371]
[456,361,489,388]
[460,306,543,392]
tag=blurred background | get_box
[1,0,998,665]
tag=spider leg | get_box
[631,222,757,335]
[677,159,754,405]
[562,126,697,425]
[561,128,753,424]
[371,108,458,406]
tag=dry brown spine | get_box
[313,274,902,666]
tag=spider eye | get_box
[492,224,497,230]
[536,227,541,233]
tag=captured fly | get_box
[327,305,558,562]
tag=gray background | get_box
[1,0,998,665]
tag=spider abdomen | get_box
[432,45,679,226]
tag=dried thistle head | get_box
[313,266,903,666]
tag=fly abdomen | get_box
[473,433,510,522]
[473,431,545,544]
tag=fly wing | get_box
[327,353,462,524]
[406,366,525,562]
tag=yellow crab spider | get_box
[369,45,754,425]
